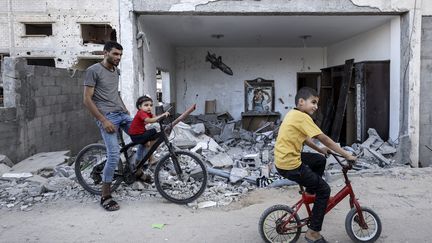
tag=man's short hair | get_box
[136,95,153,109]
[103,41,123,52]
[295,87,319,106]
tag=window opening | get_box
[81,24,116,44]
[25,23,52,36]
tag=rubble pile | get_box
[0,114,406,211]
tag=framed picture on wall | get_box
[244,78,275,112]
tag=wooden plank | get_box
[330,59,354,142]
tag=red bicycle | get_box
[259,152,382,243]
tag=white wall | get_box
[175,47,326,119]
[326,19,400,141]
[139,21,176,107]
[327,21,390,66]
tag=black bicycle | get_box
[74,114,208,204]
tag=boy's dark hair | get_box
[103,41,123,52]
[295,87,319,106]
[136,95,153,109]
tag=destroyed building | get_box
[1,0,432,169]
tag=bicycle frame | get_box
[281,154,368,232]
[118,119,182,176]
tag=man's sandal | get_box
[100,195,120,211]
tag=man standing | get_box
[83,41,129,211]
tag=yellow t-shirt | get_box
[274,109,322,170]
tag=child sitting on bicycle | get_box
[128,95,170,180]
[274,87,356,243]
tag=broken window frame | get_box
[73,57,104,71]
[22,22,53,36]
[26,58,56,67]
[79,23,116,45]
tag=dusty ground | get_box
[0,167,430,243]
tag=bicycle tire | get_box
[154,150,207,204]
[74,143,124,195]
[259,204,302,243]
[345,207,382,243]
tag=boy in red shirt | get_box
[128,95,169,178]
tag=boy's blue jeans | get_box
[276,152,330,232]
[96,112,145,183]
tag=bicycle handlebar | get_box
[327,151,356,170]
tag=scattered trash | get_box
[151,223,165,229]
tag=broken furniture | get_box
[241,111,280,132]
[318,60,390,145]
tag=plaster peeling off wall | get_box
[349,0,411,11]
[169,0,220,11]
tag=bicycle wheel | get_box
[345,207,382,243]
[259,205,302,243]
[74,144,124,195]
[154,150,207,204]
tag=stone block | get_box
[11,151,70,174]
[0,154,14,167]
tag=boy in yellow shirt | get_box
[274,87,356,243]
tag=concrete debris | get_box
[207,152,234,168]
[0,108,407,211]
[229,167,249,183]
[0,164,11,176]
[197,201,217,208]
[2,172,33,179]
[190,123,206,135]
[0,155,15,167]
[10,151,70,174]
[220,122,236,141]
[241,154,261,168]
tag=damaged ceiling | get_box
[140,15,395,47]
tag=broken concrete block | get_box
[174,140,198,149]
[0,163,11,176]
[198,201,217,208]
[11,151,70,174]
[0,154,14,167]
[25,175,49,185]
[220,122,235,141]
[229,167,249,183]
[242,154,261,168]
[378,142,397,155]
[2,172,33,179]
[208,152,234,168]
[365,147,392,166]
[190,123,205,135]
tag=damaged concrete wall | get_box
[0,107,18,163]
[133,0,408,13]
[175,47,325,118]
[420,17,432,167]
[0,57,100,163]
[0,0,119,68]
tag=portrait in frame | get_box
[244,78,275,113]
